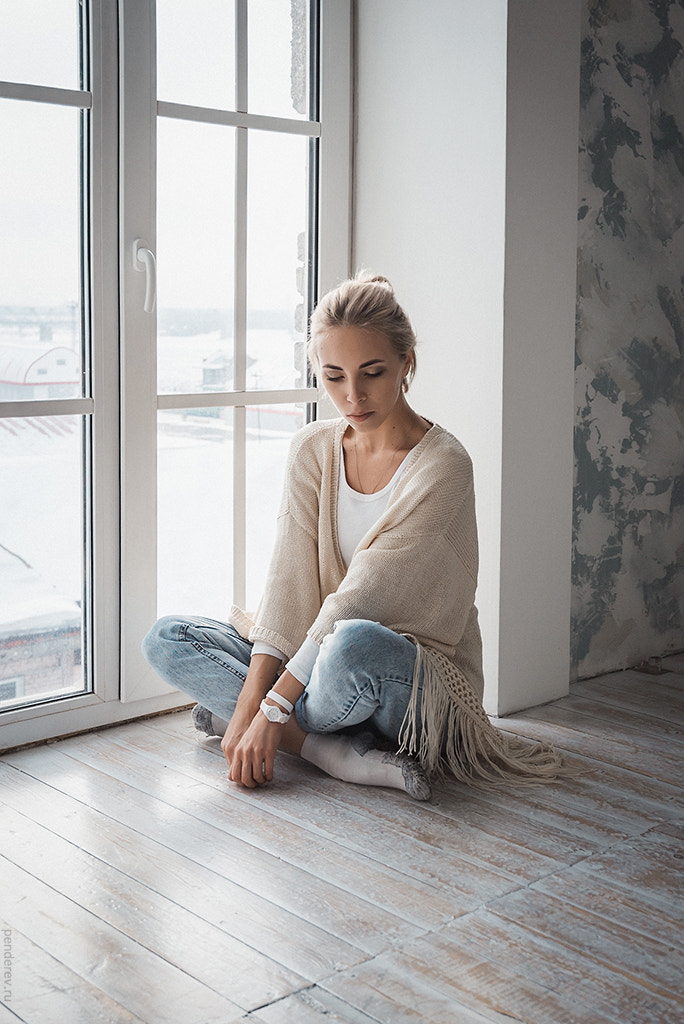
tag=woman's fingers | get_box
[229,747,273,787]
[263,749,275,782]
[239,757,259,787]
[226,715,281,787]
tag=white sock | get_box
[300,733,431,801]
[211,713,229,737]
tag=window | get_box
[0,0,95,717]
[0,0,350,747]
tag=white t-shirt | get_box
[253,446,410,686]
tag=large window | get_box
[0,1,96,717]
[0,0,350,747]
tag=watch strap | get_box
[266,688,294,714]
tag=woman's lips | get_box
[348,412,373,422]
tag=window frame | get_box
[0,0,124,746]
[0,0,351,749]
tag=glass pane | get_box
[157,0,235,110]
[0,101,84,401]
[0,0,80,91]
[249,0,311,119]
[157,407,234,617]
[245,402,305,610]
[246,131,310,391]
[157,119,235,395]
[0,415,87,709]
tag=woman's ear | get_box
[402,352,415,392]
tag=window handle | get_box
[133,239,157,312]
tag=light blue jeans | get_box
[142,616,422,744]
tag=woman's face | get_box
[316,326,410,434]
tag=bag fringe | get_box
[398,642,577,786]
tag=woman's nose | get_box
[347,381,366,403]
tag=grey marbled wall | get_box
[573,0,684,678]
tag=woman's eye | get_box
[325,375,343,383]
[365,371,383,378]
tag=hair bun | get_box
[354,269,394,291]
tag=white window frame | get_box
[0,0,351,749]
[0,0,125,749]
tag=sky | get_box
[1,0,311,312]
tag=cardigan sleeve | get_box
[248,511,324,661]
[246,424,329,659]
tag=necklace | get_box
[353,435,401,494]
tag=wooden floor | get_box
[1,658,683,1024]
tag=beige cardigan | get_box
[231,418,567,784]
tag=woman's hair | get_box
[308,271,417,391]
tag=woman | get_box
[143,273,564,799]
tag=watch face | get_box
[261,701,287,723]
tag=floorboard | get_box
[1,666,682,1023]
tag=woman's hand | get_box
[220,651,282,781]
[222,708,283,787]
[220,700,258,767]
[220,658,305,787]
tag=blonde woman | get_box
[143,273,563,798]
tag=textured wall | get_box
[573,0,684,678]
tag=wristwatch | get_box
[259,699,291,724]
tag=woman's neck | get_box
[350,402,430,456]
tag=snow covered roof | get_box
[0,545,81,640]
[0,345,79,386]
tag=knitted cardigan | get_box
[230,418,566,785]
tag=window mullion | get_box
[317,0,352,294]
[119,0,161,702]
[235,0,248,114]
[157,101,320,135]
[234,130,248,394]
[232,0,249,609]
[0,80,92,107]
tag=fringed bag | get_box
[398,641,574,785]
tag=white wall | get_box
[499,0,581,712]
[353,0,580,713]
